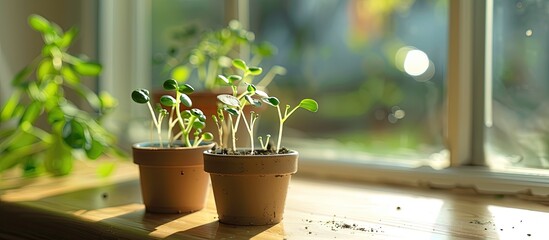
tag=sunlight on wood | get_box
[488,205,545,239]
[71,203,144,222]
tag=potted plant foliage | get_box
[0,14,119,177]
[203,59,318,225]
[156,20,286,148]
[131,79,214,213]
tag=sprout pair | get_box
[131,79,213,148]
[214,59,318,154]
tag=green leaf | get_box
[171,65,190,82]
[85,139,104,159]
[192,121,205,129]
[131,89,150,104]
[28,14,51,33]
[73,61,102,76]
[217,75,229,84]
[163,79,178,90]
[182,110,192,118]
[62,118,86,149]
[202,132,214,141]
[58,27,78,48]
[160,95,177,107]
[190,108,204,117]
[224,107,239,116]
[0,90,22,121]
[245,95,261,107]
[248,67,263,76]
[228,75,242,84]
[217,94,240,107]
[298,99,319,112]
[19,101,43,125]
[262,97,280,107]
[180,94,192,107]
[232,59,247,70]
[246,83,256,94]
[178,83,195,94]
[47,106,65,125]
[62,66,80,84]
[45,136,73,176]
[37,58,55,80]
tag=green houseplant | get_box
[203,59,318,225]
[131,79,214,213]
[0,14,119,177]
[156,20,286,149]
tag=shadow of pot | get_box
[203,150,298,225]
[132,142,214,213]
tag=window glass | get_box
[488,0,549,169]
[249,0,448,166]
[151,0,225,85]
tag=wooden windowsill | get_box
[1,160,549,239]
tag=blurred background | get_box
[1,0,548,170]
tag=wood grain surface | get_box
[1,160,549,239]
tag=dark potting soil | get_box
[209,146,291,155]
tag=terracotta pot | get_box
[132,142,214,213]
[203,150,298,225]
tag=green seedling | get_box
[214,59,264,154]
[262,97,319,153]
[214,59,318,154]
[163,20,286,90]
[131,79,213,148]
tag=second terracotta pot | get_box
[203,150,298,225]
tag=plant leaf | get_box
[248,67,263,76]
[178,83,195,94]
[262,97,280,107]
[45,136,73,176]
[232,59,247,70]
[131,89,150,104]
[0,90,22,121]
[192,121,205,129]
[28,14,51,33]
[37,58,54,80]
[202,132,214,141]
[85,139,104,159]
[228,75,242,84]
[217,75,229,84]
[160,95,177,107]
[224,107,239,116]
[217,94,240,107]
[62,118,86,149]
[58,27,78,49]
[180,93,192,107]
[298,99,319,112]
[19,101,43,125]
[246,83,256,94]
[73,61,102,76]
[163,79,178,90]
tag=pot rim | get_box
[133,141,214,151]
[203,149,298,158]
